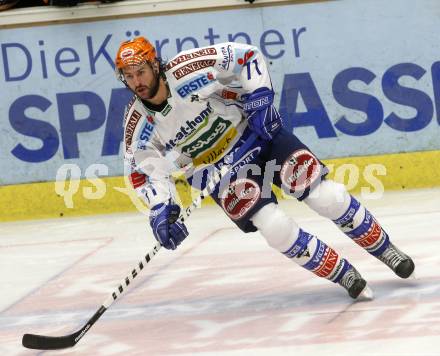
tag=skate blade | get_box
[358,285,374,301]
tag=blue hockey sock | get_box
[333,196,390,257]
[283,229,351,283]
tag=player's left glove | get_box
[149,202,189,250]
[243,87,282,140]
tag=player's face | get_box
[122,63,160,100]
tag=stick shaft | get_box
[22,132,257,350]
[103,242,161,308]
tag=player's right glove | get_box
[149,202,189,250]
[243,87,282,140]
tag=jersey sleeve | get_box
[214,42,273,93]
[131,144,178,207]
[123,104,177,208]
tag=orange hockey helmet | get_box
[115,36,156,79]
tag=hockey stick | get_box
[22,242,162,350]
[22,132,257,350]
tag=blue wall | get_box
[1,0,439,184]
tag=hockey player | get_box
[115,37,415,299]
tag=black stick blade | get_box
[22,333,77,350]
[22,306,106,350]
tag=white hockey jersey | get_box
[123,42,272,207]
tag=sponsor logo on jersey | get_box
[237,50,255,65]
[125,109,143,152]
[233,48,256,73]
[192,128,237,166]
[243,96,271,111]
[172,59,216,79]
[221,89,239,100]
[280,149,322,192]
[129,171,147,189]
[139,116,155,142]
[218,45,233,70]
[182,116,232,158]
[220,178,261,220]
[218,146,260,177]
[161,103,172,116]
[165,103,213,150]
[123,96,137,125]
[176,72,215,98]
[166,47,217,71]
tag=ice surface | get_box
[1,188,439,355]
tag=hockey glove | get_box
[149,202,189,250]
[243,87,282,140]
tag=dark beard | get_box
[140,74,168,112]
[132,70,160,100]
[146,72,160,99]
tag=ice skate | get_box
[338,266,372,299]
[377,242,415,278]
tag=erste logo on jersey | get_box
[139,114,155,142]
[165,103,213,150]
[176,72,215,98]
[166,47,217,71]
